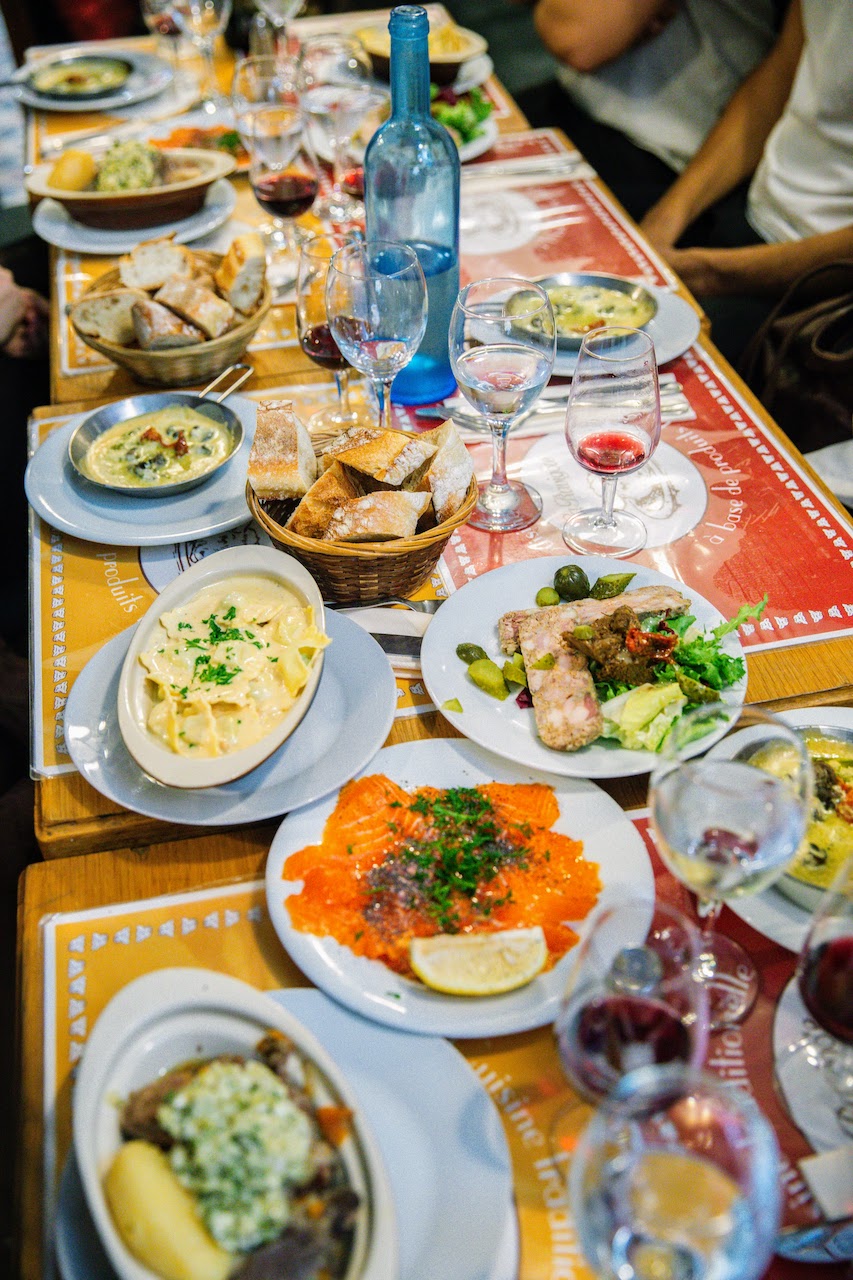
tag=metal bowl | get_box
[26,54,132,101]
[533,272,658,351]
[68,366,249,499]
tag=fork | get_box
[326,596,445,614]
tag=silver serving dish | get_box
[24,55,133,101]
[533,271,658,351]
[68,364,251,499]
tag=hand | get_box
[639,200,689,253]
[2,289,49,359]
[662,246,726,296]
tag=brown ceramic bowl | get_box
[26,148,236,230]
[356,22,488,85]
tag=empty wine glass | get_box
[169,0,232,110]
[298,34,374,224]
[570,1065,782,1280]
[649,704,813,1028]
[326,240,427,431]
[255,0,303,56]
[449,277,556,533]
[563,326,661,557]
[297,232,372,437]
[776,852,853,1137]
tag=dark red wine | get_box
[340,165,364,198]
[299,322,346,371]
[252,172,319,218]
[576,430,649,474]
[800,936,853,1044]
[557,994,693,1104]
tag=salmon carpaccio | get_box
[283,774,602,978]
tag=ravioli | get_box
[138,576,328,757]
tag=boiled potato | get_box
[103,1140,236,1280]
[48,149,97,191]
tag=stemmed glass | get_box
[298,35,374,224]
[255,0,304,57]
[449,277,556,533]
[776,853,853,1136]
[570,1065,782,1280]
[296,232,371,438]
[326,240,427,432]
[563,326,661,557]
[168,0,233,110]
[649,704,813,1028]
[140,0,182,74]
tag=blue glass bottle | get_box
[363,4,460,405]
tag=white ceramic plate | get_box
[265,737,653,1037]
[32,176,236,253]
[421,556,747,780]
[56,987,516,1280]
[25,393,256,547]
[72,970,397,1280]
[65,608,396,824]
[13,49,172,112]
[143,105,250,171]
[453,52,494,94]
[117,547,326,789]
[724,705,853,952]
[553,288,701,376]
[458,114,499,164]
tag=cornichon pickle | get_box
[589,572,636,600]
[441,697,464,713]
[467,658,510,700]
[675,671,720,704]
[553,565,591,601]
[456,642,488,664]
[535,586,560,607]
[503,659,528,688]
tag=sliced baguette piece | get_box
[71,289,149,346]
[285,461,361,539]
[323,490,432,542]
[118,236,195,291]
[332,429,438,486]
[132,298,206,350]
[415,419,474,523]
[318,425,383,471]
[214,232,267,315]
[154,275,235,340]
[248,399,317,500]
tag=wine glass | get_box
[298,34,374,224]
[649,704,814,1029]
[570,1065,782,1280]
[255,0,304,57]
[449,277,556,533]
[140,0,182,75]
[296,232,372,438]
[563,326,661,557]
[326,240,427,432]
[776,853,853,1136]
[168,0,233,111]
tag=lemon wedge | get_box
[409,927,548,996]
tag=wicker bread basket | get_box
[247,434,477,603]
[69,251,272,387]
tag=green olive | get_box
[553,565,591,601]
[467,658,510,700]
[456,643,488,665]
[503,658,528,688]
[535,586,560,607]
[589,572,636,600]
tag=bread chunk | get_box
[323,490,432,542]
[154,276,235,339]
[415,419,473,522]
[332,429,437,486]
[248,399,317,500]
[214,232,266,314]
[318,425,383,471]
[286,462,361,539]
[118,236,195,291]
[132,298,206,350]
[72,289,149,346]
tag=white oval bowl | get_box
[72,968,398,1280]
[117,546,326,788]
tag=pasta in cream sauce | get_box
[138,575,328,757]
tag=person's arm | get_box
[0,267,29,349]
[532,0,675,73]
[664,225,853,298]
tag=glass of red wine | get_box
[777,853,853,1132]
[296,232,371,438]
[563,326,661,557]
[449,277,556,533]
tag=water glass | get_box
[449,277,555,532]
[169,0,232,110]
